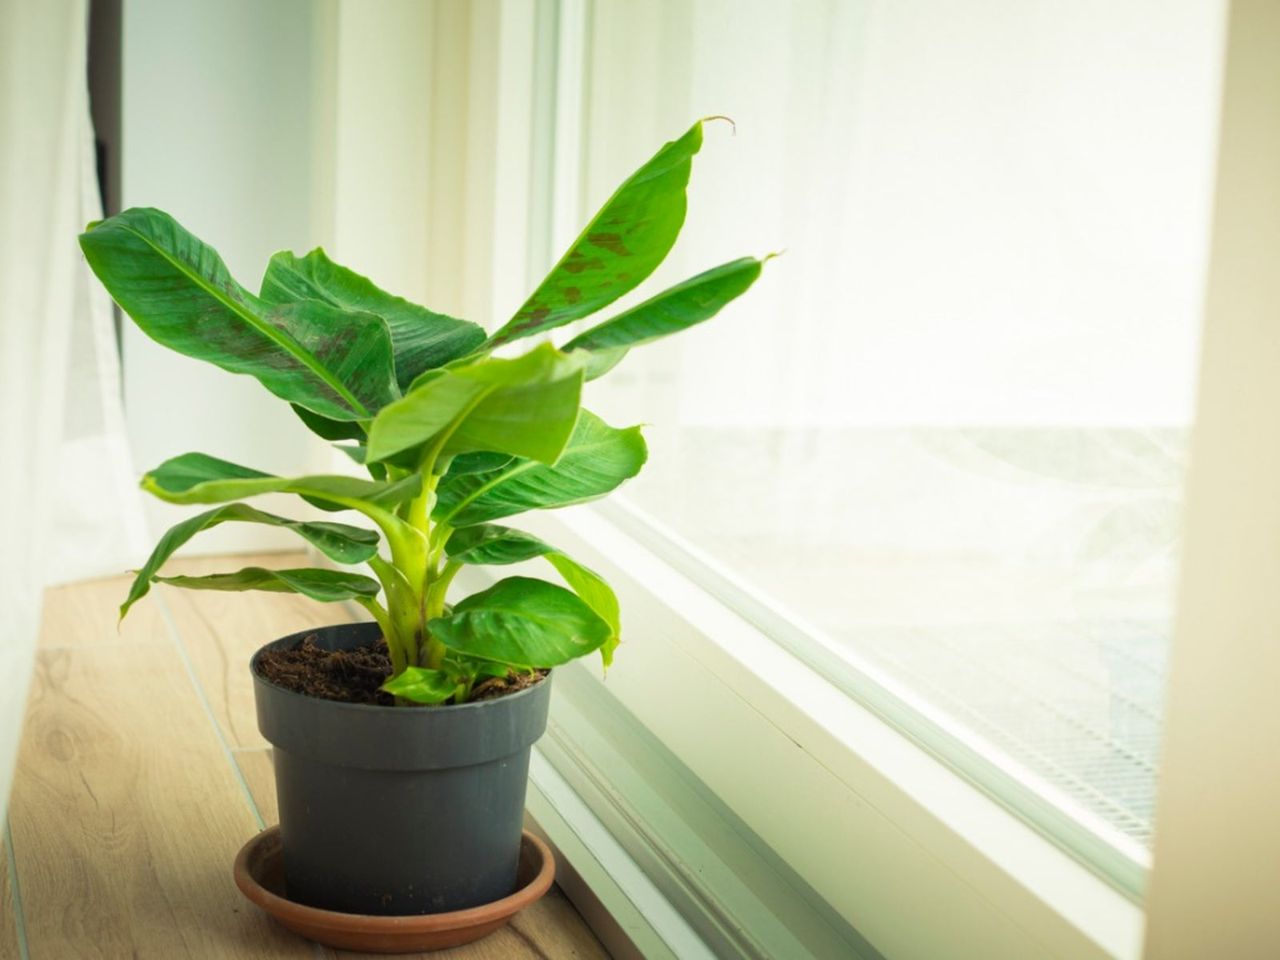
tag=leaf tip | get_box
[699,114,736,135]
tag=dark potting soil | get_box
[257,636,396,705]
[256,636,546,706]
[468,668,546,702]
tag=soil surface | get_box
[256,636,546,706]
[258,636,396,705]
[469,669,546,703]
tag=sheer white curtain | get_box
[0,0,145,814]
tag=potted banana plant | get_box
[80,119,767,951]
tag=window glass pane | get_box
[578,0,1224,869]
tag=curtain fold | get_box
[0,0,145,816]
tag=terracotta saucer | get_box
[233,826,555,954]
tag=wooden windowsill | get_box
[4,552,609,958]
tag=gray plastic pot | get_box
[250,621,552,916]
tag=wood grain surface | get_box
[3,554,608,959]
[0,835,19,959]
[39,573,168,649]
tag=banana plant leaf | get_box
[366,343,584,465]
[141,451,421,511]
[428,576,611,668]
[564,256,767,378]
[485,119,715,348]
[79,208,397,421]
[154,566,382,602]
[433,411,646,527]
[445,524,621,666]
[121,503,379,618]
[261,248,485,392]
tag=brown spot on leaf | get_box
[563,255,604,275]
[517,306,551,329]
[589,232,631,256]
[564,287,582,304]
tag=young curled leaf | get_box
[381,666,457,705]
[365,343,585,466]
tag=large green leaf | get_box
[564,256,766,376]
[154,566,381,603]
[122,504,379,618]
[485,120,710,348]
[79,208,397,420]
[444,525,622,668]
[433,411,646,527]
[365,343,584,465]
[141,452,421,510]
[429,577,611,667]
[261,248,485,392]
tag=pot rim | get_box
[249,620,550,717]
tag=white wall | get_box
[121,0,329,551]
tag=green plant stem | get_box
[354,596,404,674]
[453,676,474,704]
[428,561,460,612]
[366,555,422,668]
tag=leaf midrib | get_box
[122,220,370,417]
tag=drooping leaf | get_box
[485,120,711,348]
[366,343,585,465]
[79,208,398,420]
[261,248,485,391]
[381,666,457,705]
[429,577,611,667]
[121,503,380,619]
[545,553,621,667]
[564,256,765,373]
[142,452,421,510]
[433,411,646,527]
[154,566,381,603]
[443,525,622,668]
